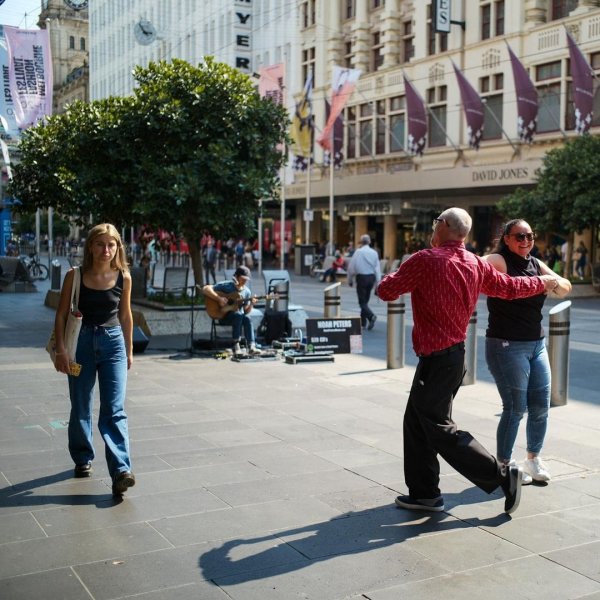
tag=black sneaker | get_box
[74,462,93,478]
[367,315,377,330]
[112,471,136,496]
[395,495,445,512]
[501,465,523,514]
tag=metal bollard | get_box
[50,259,61,290]
[271,280,289,313]
[323,282,341,318]
[387,295,405,369]
[548,300,571,407]
[462,310,477,386]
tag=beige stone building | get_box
[38,0,89,114]
[288,0,599,267]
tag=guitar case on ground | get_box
[258,309,292,345]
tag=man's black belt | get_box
[419,342,464,358]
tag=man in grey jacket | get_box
[347,234,381,330]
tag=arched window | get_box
[69,36,75,49]
[80,37,85,51]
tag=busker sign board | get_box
[306,317,362,354]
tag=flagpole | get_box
[304,157,311,245]
[328,128,334,256]
[280,163,285,269]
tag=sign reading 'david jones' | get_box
[306,317,362,354]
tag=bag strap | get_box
[71,267,81,311]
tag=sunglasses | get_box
[508,232,536,242]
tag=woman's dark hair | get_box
[491,219,525,253]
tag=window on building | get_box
[344,41,354,68]
[80,37,85,51]
[550,0,577,20]
[69,35,75,49]
[375,100,386,154]
[359,103,373,157]
[427,86,447,147]
[372,0,384,9]
[402,21,414,63]
[479,75,503,140]
[481,1,504,40]
[346,106,356,159]
[536,61,562,132]
[427,5,448,56]
[301,47,316,88]
[345,0,355,19]
[389,96,406,152]
[372,31,384,72]
[301,0,316,28]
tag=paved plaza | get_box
[1,267,599,599]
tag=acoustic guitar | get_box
[204,290,274,320]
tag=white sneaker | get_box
[233,342,243,355]
[508,460,533,485]
[523,457,551,482]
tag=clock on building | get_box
[64,0,89,9]
[134,20,157,45]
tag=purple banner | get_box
[566,31,594,134]
[507,44,538,143]
[403,74,427,155]
[452,62,485,149]
[4,27,53,129]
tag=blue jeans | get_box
[219,311,255,344]
[68,325,131,478]
[485,337,551,461]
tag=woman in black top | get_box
[484,220,570,483]
[54,223,135,497]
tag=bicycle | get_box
[21,253,49,281]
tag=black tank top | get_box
[486,249,545,341]
[79,271,124,327]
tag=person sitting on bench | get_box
[202,265,263,356]
[320,251,345,283]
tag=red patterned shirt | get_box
[377,241,546,357]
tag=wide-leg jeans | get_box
[403,348,503,499]
[485,337,551,461]
[68,324,131,478]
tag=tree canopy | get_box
[498,134,600,235]
[8,57,289,281]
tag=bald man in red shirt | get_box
[377,207,560,514]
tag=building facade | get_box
[38,0,89,114]
[288,0,599,265]
[89,0,301,101]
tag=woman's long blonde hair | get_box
[82,223,129,273]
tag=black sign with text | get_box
[305,317,362,354]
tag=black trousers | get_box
[355,273,376,325]
[403,348,502,499]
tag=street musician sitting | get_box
[202,265,263,356]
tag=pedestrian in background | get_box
[54,223,136,498]
[484,220,571,484]
[377,208,560,515]
[203,240,218,284]
[347,234,380,330]
[574,241,588,280]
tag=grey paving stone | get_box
[0,567,90,600]
[364,554,600,600]
[0,511,45,543]
[151,496,341,546]
[543,540,600,583]
[119,581,232,599]
[0,522,172,579]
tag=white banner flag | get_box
[4,26,53,129]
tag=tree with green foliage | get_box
[9,58,289,284]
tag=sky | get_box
[0,0,41,29]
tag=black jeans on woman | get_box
[403,347,504,499]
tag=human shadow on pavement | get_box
[199,489,508,585]
[0,470,118,509]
